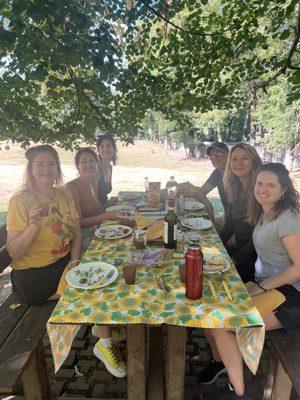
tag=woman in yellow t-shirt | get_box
[6,145,81,306]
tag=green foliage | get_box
[143,106,250,148]
[0,0,299,148]
[253,80,300,151]
[0,0,136,147]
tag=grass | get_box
[0,139,299,223]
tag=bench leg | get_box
[263,347,292,400]
[165,326,186,400]
[21,339,49,400]
[126,325,146,400]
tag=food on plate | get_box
[206,255,225,266]
[203,254,230,273]
[96,225,132,239]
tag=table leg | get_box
[126,325,146,400]
[166,325,186,400]
[147,326,164,400]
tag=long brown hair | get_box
[96,135,118,165]
[248,163,300,225]
[223,142,262,203]
[22,145,63,191]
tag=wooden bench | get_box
[0,292,56,399]
[263,328,300,400]
[0,224,56,399]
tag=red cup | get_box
[39,202,49,217]
[123,265,137,285]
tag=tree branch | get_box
[139,0,237,38]
[67,65,114,131]
[253,3,300,90]
[68,65,81,113]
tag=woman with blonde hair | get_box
[6,145,81,306]
[199,143,262,388]
[219,143,262,282]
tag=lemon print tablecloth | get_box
[47,216,264,375]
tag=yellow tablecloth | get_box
[47,213,264,375]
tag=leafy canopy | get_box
[0,0,299,147]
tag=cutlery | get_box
[207,280,218,299]
[105,270,115,281]
[154,272,170,293]
[222,281,232,300]
[159,275,171,292]
[154,272,164,291]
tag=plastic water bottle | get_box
[165,176,178,212]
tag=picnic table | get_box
[47,192,264,400]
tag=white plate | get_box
[181,217,213,230]
[203,253,230,274]
[95,224,133,239]
[187,231,201,243]
[106,205,135,212]
[66,262,118,289]
[118,191,143,201]
[184,197,205,211]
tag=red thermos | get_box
[185,244,203,300]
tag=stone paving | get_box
[42,325,268,399]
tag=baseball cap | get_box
[207,142,229,155]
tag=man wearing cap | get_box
[188,141,229,224]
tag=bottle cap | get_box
[188,244,201,253]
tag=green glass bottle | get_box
[164,198,178,249]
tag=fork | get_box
[154,272,164,291]
[154,272,171,293]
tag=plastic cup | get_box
[179,264,186,283]
[123,265,137,285]
[39,202,49,217]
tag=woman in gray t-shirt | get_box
[201,163,300,400]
